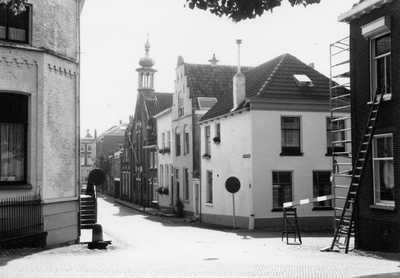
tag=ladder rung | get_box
[331,116,351,121]
[334,185,350,189]
[332,128,351,133]
[331,93,350,100]
[331,105,351,111]
[333,139,351,144]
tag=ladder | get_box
[282,207,302,245]
[330,92,384,253]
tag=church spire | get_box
[136,35,157,98]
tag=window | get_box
[371,33,391,100]
[161,132,165,149]
[87,145,92,152]
[153,177,158,200]
[215,123,221,142]
[159,165,164,188]
[165,164,169,190]
[175,127,181,156]
[206,171,213,204]
[167,131,171,149]
[150,151,154,169]
[198,97,217,110]
[154,152,157,169]
[178,92,184,117]
[80,144,84,152]
[373,134,394,207]
[205,126,211,155]
[272,171,292,209]
[184,167,189,200]
[80,154,84,166]
[313,171,332,209]
[327,118,345,155]
[0,93,28,185]
[281,117,301,155]
[0,3,30,44]
[184,125,189,155]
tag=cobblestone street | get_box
[1,196,399,278]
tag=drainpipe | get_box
[76,0,82,237]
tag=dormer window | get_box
[198,97,217,110]
[293,74,313,87]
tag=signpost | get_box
[225,176,241,228]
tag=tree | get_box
[185,0,322,22]
[94,153,111,177]
[1,0,27,14]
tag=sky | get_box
[79,0,356,136]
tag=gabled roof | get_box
[183,63,253,108]
[145,92,173,118]
[200,53,340,122]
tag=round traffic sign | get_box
[88,168,107,186]
[225,176,241,194]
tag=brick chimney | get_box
[232,39,245,111]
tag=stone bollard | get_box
[92,224,104,242]
[87,224,109,250]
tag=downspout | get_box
[76,0,82,236]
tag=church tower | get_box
[136,35,157,99]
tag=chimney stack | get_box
[232,39,245,111]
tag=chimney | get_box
[231,39,245,111]
[308,62,315,69]
[208,54,219,66]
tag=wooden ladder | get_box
[282,207,302,245]
[330,92,384,253]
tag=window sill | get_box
[271,208,284,212]
[280,153,303,157]
[206,203,213,207]
[367,94,392,105]
[370,204,395,211]
[0,184,33,190]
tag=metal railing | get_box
[0,195,43,239]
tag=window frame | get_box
[370,32,391,102]
[206,170,213,204]
[327,117,346,156]
[183,167,189,201]
[272,171,293,209]
[175,127,181,156]
[372,133,394,207]
[312,171,332,209]
[0,93,28,186]
[281,117,301,156]
[0,3,31,44]
[205,125,211,156]
[184,125,190,155]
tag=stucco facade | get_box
[199,53,350,230]
[155,108,174,209]
[0,0,85,245]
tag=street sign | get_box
[225,176,241,194]
[225,176,241,228]
[88,168,107,186]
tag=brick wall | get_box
[350,2,400,252]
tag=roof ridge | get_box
[256,53,287,96]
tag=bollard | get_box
[87,223,109,250]
[248,214,255,230]
[92,224,104,242]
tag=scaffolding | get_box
[329,37,353,251]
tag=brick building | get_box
[125,38,173,207]
[338,0,399,252]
